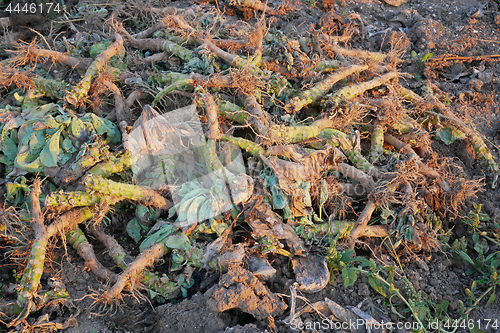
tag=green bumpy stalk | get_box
[470,133,499,188]
[345,149,378,177]
[152,78,194,107]
[299,221,355,240]
[17,236,48,310]
[161,40,197,62]
[70,143,110,172]
[285,64,368,113]
[313,60,341,73]
[67,227,117,282]
[17,181,46,314]
[206,140,225,172]
[217,100,248,124]
[369,123,384,163]
[91,229,128,270]
[65,34,124,105]
[391,115,422,135]
[40,285,70,304]
[325,71,398,105]
[32,76,70,99]
[220,134,265,156]
[153,72,192,86]
[44,191,101,207]
[320,129,378,176]
[268,124,323,144]
[88,150,132,178]
[84,175,171,209]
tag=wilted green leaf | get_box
[61,133,76,154]
[368,276,386,297]
[70,117,88,141]
[90,42,112,59]
[457,250,475,265]
[486,291,496,307]
[126,217,143,243]
[81,113,121,144]
[415,304,429,321]
[340,249,356,262]
[341,267,358,287]
[39,128,62,167]
[422,52,433,62]
[0,127,19,165]
[139,223,175,252]
[24,103,58,120]
[320,179,328,206]
[198,199,214,222]
[435,126,465,145]
[164,232,191,251]
[136,204,161,223]
[5,177,29,206]
[171,249,186,271]
[211,219,228,236]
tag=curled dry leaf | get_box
[205,266,287,320]
[246,197,305,255]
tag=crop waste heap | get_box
[0,0,497,331]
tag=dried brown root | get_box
[230,0,290,16]
[67,227,118,283]
[90,227,129,269]
[346,200,377,247]
[101,243,165,303]
[244,94,273,137]
[46,208,94,238]
[23,47,91,71]
[0,206,29,246]
[201,90,222,140]
[102,79,133,125]
[132,22,167,39]
[167,15,260,73]
[425,94,499,188]
[425,53,500,69]
[331,163,374,191]
[143,52,168,65]
[384,134,451,192]
[323,42,387,63]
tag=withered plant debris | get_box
[0,0,498,330]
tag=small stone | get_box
[358,284,370,297]
[383,0,406,6]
